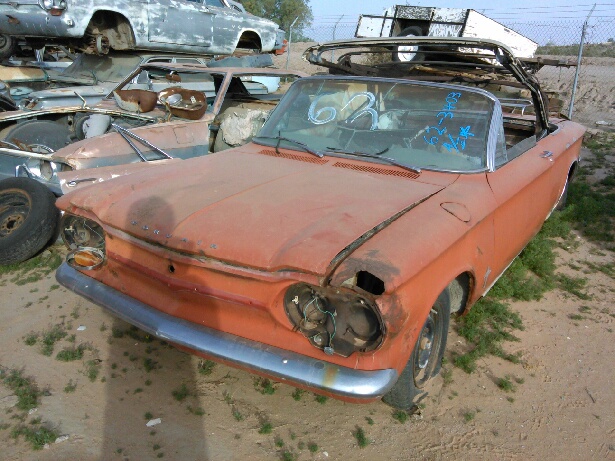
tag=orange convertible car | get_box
[56,38,585,409]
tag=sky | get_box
[303,1,615,44]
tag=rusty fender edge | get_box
[56,263,398,399]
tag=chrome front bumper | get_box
[56,263,398,400]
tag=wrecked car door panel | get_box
[487,140,556,274]
[147,0,214,47]
[486,119,585,278]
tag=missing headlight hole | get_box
[356,271,385,295]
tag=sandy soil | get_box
[0,145,614,461]
[0,47,614,461]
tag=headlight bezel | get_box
[23,157,61,183]
[61,214,106,251]
[38,0,67,10]
[61,213,106,270]
[284,283,385,358]
[39,0,54,10]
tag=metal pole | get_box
[331,15,344,61]
[568,4,595,119]
[286,16,299,70]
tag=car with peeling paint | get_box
[54,37,585,410]
[0,61,305,264]
[0,0,286,59]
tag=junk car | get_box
[55,38,585,409]
[0,62,305,264]
[0,0,286,59]
[5,51,210,108]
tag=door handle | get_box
[540,150,553,158]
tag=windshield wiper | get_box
[253,135,323,158]
[111,123,172,161]
[326,147,421,174]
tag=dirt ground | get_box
[0,46,614,461]
[1,206,613,461]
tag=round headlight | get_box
[284,283,384,357]
[61,214,105,251]
[24,158,59,182]
[40,0,54,9]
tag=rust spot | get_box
[321,362,339,388]
[380,293,406,335]
[7,15,20,25]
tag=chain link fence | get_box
[300,19,615,129]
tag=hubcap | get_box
[417,315,435,369]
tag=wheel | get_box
[5,120,71,151]
[382,289,450,410]
[0,34,17,60]
[0,177,59,265]
[95,35,110,55]
[393,26,425,62]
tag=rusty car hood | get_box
[60,146,450,275]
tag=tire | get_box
[5,120,71,151]
[392,26,425,62]
[382,289,450,410]
[0,177,59,265]
[0,34,17,60]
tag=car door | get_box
[486,128,558,278]
[147,0,214,47]
[203,0,243,49]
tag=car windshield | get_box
[258,77,496,172]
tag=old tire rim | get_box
[0,190,31,238]
[415,314,435,371]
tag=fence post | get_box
[569,4,596,119]
[286,16,299,69]
[331,15,344,61]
